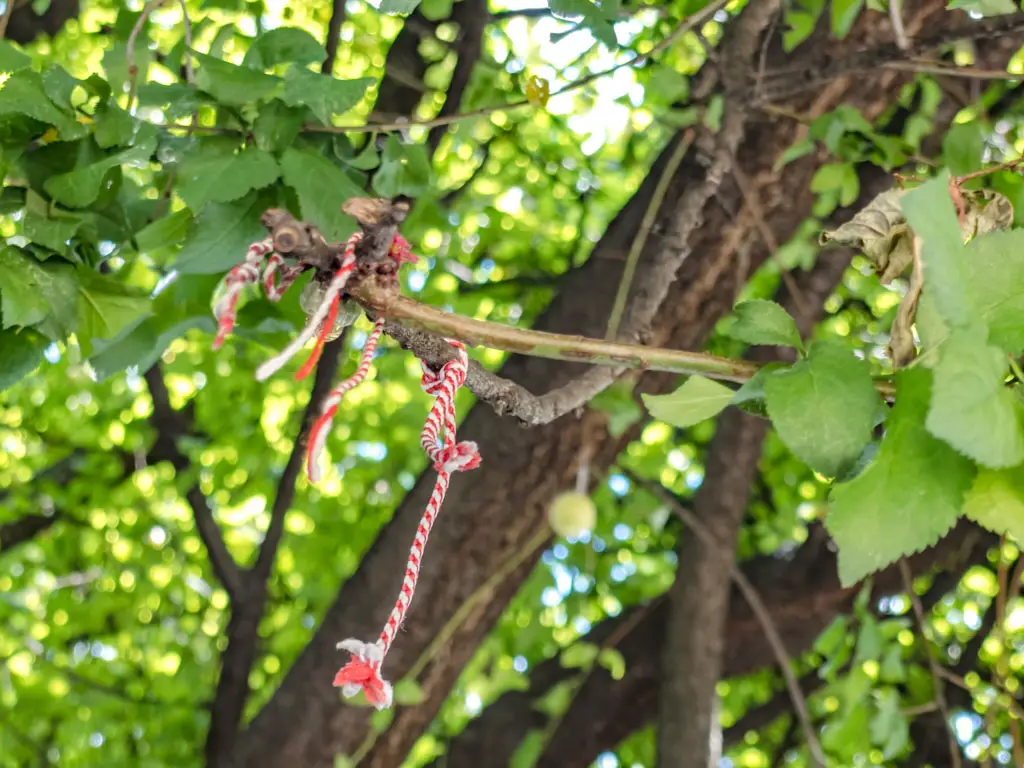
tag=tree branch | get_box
[0,513,58,554]
[143,365,245,601]
[205,336,346,766]
[427,0,486,156]
[321,0,346,76]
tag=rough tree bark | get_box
[229,4,1011,767]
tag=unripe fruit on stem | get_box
[547,491,597,539]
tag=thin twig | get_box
[882,60,1021,80]
[889,0,910,51]
[0,0,18,39]
[605,131,693,340]
[126,0,166,110]
[900,560,963,768]
[637,476,826,767]
[935,666,1024,721]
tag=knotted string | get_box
[333,341,480,710]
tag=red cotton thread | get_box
[333,341,480,710]
[305,317,385,483]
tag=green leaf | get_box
[243,27,326,70]
[392,679,426,706]
[926,324,1024,468]
[900,172,970,327]
[942,121,986,176]
[137,82,200,120]
[135,209,193,254]
[764,340,879,477]
[962,466,1024,543]
[253,100,308,154]
[23,189,91,258]
[831,0,864,38]
[0,40,32,73]
[642,375,735,428]
[89,312,213,380]
[93,103,137,149]
[727,299,803,350]
[373,136,432,198]
[870,688,910,759]
[193,52,281,106]
[174,193,268,275]
[597,648,626,680]
[947,0,1018,15]
[279,147,361,242]
[0,69,85,140]
[280,67,373,126]
[827,368,975,586]
[76,271,150,355]
[0,328,47,392]
[957,229,1024,356]
[560,642,599,669]
[589,380,642,437]
[0,247,56,328]
[378,0,422,12]
[177,144,279,212]
[44,135,157,208]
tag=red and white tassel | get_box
[263,253,307,301]
[333,341,480,709]
[212,238,274,349]
[305,317,386,483]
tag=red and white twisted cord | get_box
[254,233,361,382]
[305,317,386,483]
[262,253,307,301]
[211,238,274,349]
[332,341,480,710]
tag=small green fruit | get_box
[547,491,597,538]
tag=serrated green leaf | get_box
[957,229,1024,356]
[0,41,31,73]
[243,27,326,70]
[0,69,85,140]
[962,465,1024,543]
[134,209,193,255]
[900,172,970,327]
[642,375,734,428]
[827,368,975,586]
[280,67,372,126]
[44,135,157,208]
[93,103,137,148]
[253,100,308,154]
[174,193,268,275]
[193,52,281,106]
[373,136,432,198]
[764,340,879,477]
[926,324,1024,468]
[177,144,279,212]
[137,82,200,120]
[279,147,361,242]
[76,271,150,356]
[727,299,803,350]
[0,247,56,328]
[0,328,47,391]
[22,189,91,258]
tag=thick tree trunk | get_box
[229,3,1002,767]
